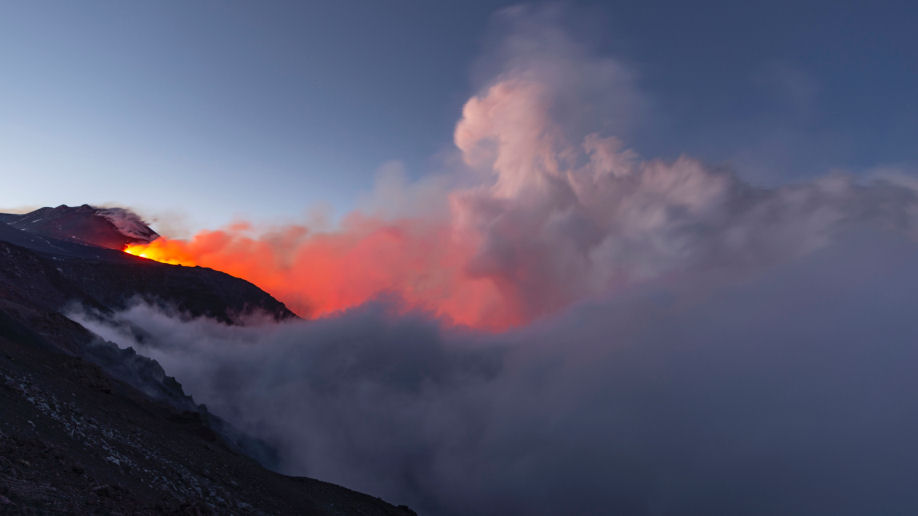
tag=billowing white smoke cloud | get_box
[112,6,918,331]
[69,5,918,515]
[439,5,918,323]
[72,230,918,515]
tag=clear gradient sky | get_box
[1,1,915,232]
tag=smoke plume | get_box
[125,5,918,330]
[73,230,918,515]
[85,5,918,514]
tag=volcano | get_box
[2,204,159,250]
[0,204,414,514]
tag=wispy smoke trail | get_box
[97,207,159,243]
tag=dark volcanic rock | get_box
[0,308,414,515]
[0,229,295,323]
[0,204,295,323]
[3,204,158,250]
[0,205,415,514]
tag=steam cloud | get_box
[73,231,918,515]
[75,5,918,515]
[126,7,918,330]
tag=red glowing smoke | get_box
[125,11,913,331]
[126,214,520,329]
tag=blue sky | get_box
[1,1,915,232]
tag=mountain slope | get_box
[0,215,295,323]
[3,204,158,250]
[0,308,412,514]
[0,205,413,514]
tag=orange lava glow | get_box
[123,215,521,330]
[124,241,198,266]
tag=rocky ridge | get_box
[0,205,414,514]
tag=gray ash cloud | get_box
[71,228,918,515]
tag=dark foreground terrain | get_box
[0,206,414,514]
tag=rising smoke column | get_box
[125,5,918,330]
